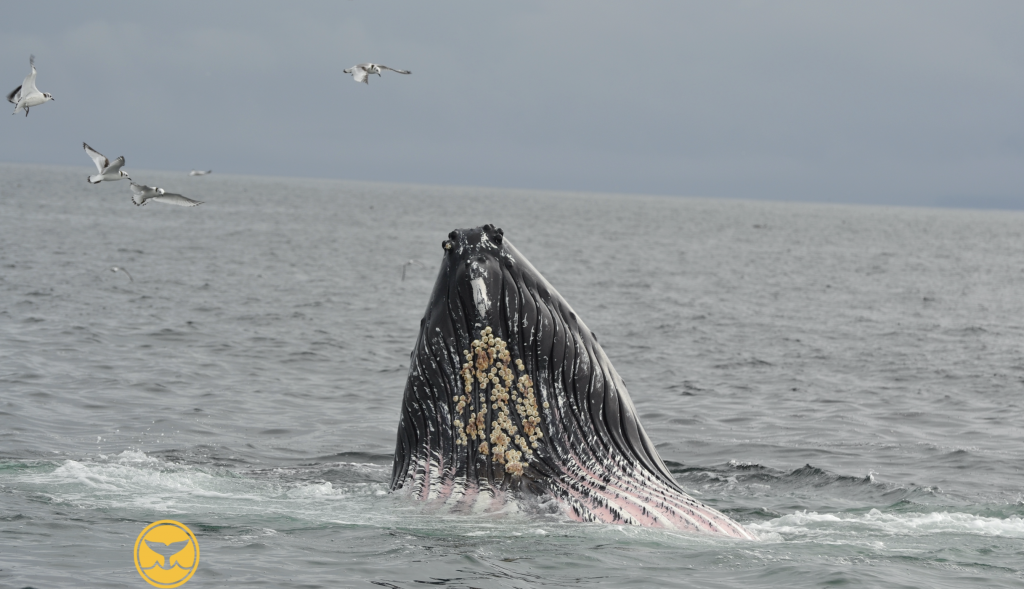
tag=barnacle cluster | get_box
[453,326,544,476]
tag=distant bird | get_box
[7,55,54,117]
[130,182,203,207]
[83,143,131,184]
[343,63,410,84]
[189,170,212,176]
[110,266,133,282]
[144,540,190,570]
[401,259,420,281]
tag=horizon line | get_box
[1,160,1022,214]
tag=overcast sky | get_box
[3,1,1024,208]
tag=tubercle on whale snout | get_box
[443,223,504,254]
[391,225,756,540]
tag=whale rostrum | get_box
[390,224,754,539]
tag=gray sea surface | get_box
[1,162,1023,588]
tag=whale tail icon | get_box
[145,539,190,569]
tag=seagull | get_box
[401,259,420,281]
[110,266,133,282]
[83,143,131,184]
[343,63,411,84]
[130,182,203,207]
[144,540,190,570]
[7,55,54,116]
[189,170,211,176]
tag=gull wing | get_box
[83,143,110,173]
[152,193,203,207]
[7,85,22,105]
[379,65,411,74]
[130,182,155,206]
[345,65,370,83]
[21,56,38,95]
[102,156,126,175]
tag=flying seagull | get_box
[130,182,203,207]
[189,170,211,176]
[8,55,54,116]
[83,143,131,184]
[110,266,133,282]
[144,539,190,569]
[343,63,410,84]
[401,259,421,281]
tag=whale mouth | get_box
[390,224,755,539]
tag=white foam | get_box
[113,449,161,463]
[190,490,262,500]
[52,460,122,490]
[285,481,339,499]
[12,452,391,522]
[750,509,1024,539]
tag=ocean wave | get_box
[6,450,390,523]
[751,508,1024,539]
[671,461,947,506]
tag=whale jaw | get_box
[391,225,755,539]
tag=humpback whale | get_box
[390,225,754,539]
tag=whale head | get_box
[390,225,754,538]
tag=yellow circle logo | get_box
[133,520,200,588]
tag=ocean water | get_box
[1,162,1023,588]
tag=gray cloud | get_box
[3,1,1023,207]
